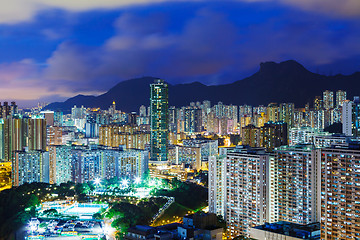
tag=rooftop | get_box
[253,221,320,240]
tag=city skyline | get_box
[0,0,360,107]
[1,1,360,239]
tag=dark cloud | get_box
[1,2,360,106]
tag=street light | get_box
[122,179,129,188]
[134,177,141,184]
[94,178,101,185]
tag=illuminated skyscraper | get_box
[267,103,279,122]
[13,150,49,186]
[260,121,287,152]
[323,90,334,110]
[314,96,323,111]
[275,144,321,225]
[150,79,169,162]
[342,100,353,136]
[336,90,347,108]
[28,118,47,151]
[352,97,360,137]
[320,143,360,239]
[342,97,360,137]
[242,124,260,147]
[279,103,294,129]
[225,146,271,237]
[184,107,202,133]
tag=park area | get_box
[0,177,208,240]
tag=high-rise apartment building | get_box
[342,97,360,137]
[335,90,347,108]
[12,150,49,186]
[28,118,47,151]
[260,121,287,152]
[267,103,279,122]
[314,96,323,111]
[275,144,321,225]
[242,124,261,147]
[343,100,353,136]
[208,155,226,217]
[352,97,360,137]
[320,143,360,240]
[279,103,295,129]
[225,146,270,238]
[184,107,202,133]
[150,79,169,162]
[323,90,334,110]
[99,124,150,150]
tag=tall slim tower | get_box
[336,90,347,108]
[323,90,334,110]
[150,79,169,162]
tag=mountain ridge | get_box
[44,60,360,113]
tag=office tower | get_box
[225,146,269,237]
[13,150,49,186]
[150,79,169,162]
[28,118,47,151]
[314,96,323,111]
[342,100,353,136]
[275,145,320,225]
[336,90,347,108]
[279,103,295,129]
[260,121,287,152]
[320,143,360,239]
[242,124,260,147]
[323,90,334,110]
[208,155,226,218]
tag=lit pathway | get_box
[150,197,175,225]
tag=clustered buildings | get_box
[1,80,360,239]
[208,90,360,239]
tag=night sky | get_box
[0,0,360,107]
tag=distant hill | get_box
[44,60,360,113]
